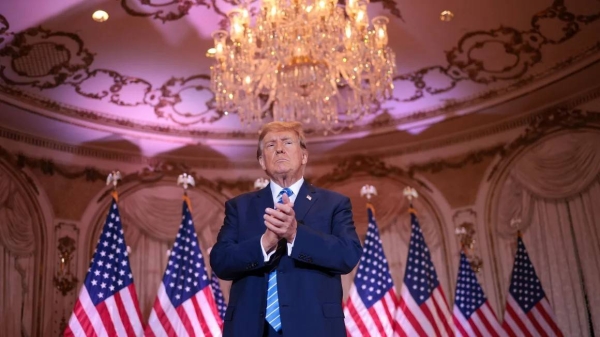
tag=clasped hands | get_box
[261,193,297,253]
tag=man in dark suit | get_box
[210,121,362,337]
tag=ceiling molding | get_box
[0,1,599,139]
[2,109,599,191]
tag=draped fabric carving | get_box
[495,131,600,336]
[0,170,35,256]
[0,167,37,337]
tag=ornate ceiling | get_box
[0,0,599,162]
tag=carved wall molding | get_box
[4,84,600,171]
[312,155,432,192]
[0,154,50,337]
[453,209,483,273]
[0,125,259,169]
[0,145,256,199]
[94,162,255,202]
[407,145,505,177]
[2,110,599,205]
[51,222,79,336]
[485,130,600,336]
[0,0,598,135]
[487,109,600,181]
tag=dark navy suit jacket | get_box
[210,182,362,337]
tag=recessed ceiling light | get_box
[92,10,109,23]
[440,10,454,22]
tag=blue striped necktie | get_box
[266,188,293,332]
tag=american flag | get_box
[210,269,227,320]
[344,204,398,336]
[452,251,503,337]
[394,211,454,337]
[65,197,143,337]
[502,237,563,337]
[145,200,222,337]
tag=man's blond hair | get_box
[257,121,307,159]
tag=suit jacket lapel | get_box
[254,184,274,223]
[294,181,318,221]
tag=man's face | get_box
[258,131,307,177]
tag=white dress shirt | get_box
[260,178,304,261]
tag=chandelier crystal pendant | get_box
[208,0,396,134]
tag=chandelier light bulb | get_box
[440,10,454,22]
[92,10,109,23]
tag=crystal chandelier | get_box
[208,0,396,134]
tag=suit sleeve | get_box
[210,198,267,281]
[289,196,362,274]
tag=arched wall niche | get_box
[79,177,230,319]
[0,157,54,337]
[486,123,600,337]
[314,156,457,302]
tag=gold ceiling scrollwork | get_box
[394,0,600,103]
[152,74,223,125]
[370,0,403,20]
[0,14,8,41]
[71,69,153,107]
[120,0,211,23]
[0,27,93,89]
[0,1,598,131]
[119,0,403,29]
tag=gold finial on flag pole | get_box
[361,185,377,214]
[403,186,418,213]
[510,217,522,237]
[177,173,195,194]
[106,170,122,201]
[360,185,377,200]
[254,177,269,190]
[178,173,195,210]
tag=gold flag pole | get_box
[360,184,377,213]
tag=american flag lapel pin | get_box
[306,195,312,201]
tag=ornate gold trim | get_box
[52,236,78,296]
[312,155,432,192]
[407,145,505,177]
